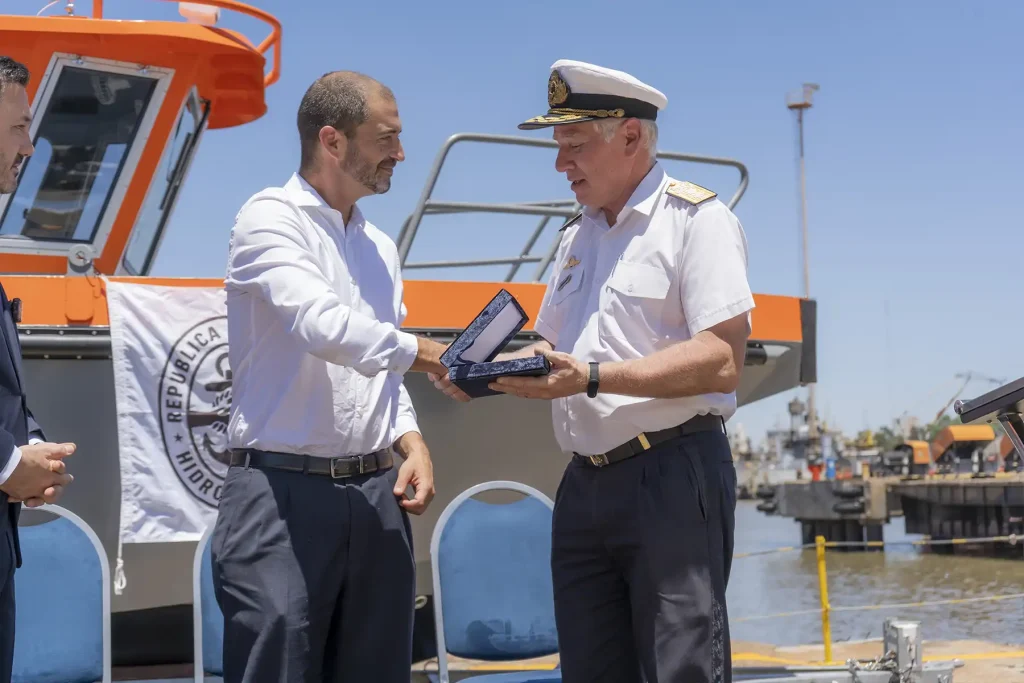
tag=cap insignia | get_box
[548,70,569,107]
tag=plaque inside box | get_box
[439,289,550,398]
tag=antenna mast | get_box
[787,83,820,457]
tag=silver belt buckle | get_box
[329,458,344,478]
[329,456,363,478]
[589,453,609,467]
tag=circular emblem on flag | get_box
[157,316,231,508]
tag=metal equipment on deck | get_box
[414,619,964,683]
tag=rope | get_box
[733,608,823,623]
[831,591,1024,613]
[732,591,1024,623]
[732,534,1020,559]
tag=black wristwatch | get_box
[587,362,600,398]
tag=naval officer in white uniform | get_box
[430,59,755,683]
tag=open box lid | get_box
[440,289,529,368]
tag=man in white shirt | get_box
[212,70,451,683]
[430,60,754,683]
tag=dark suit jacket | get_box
[0,281,44,571]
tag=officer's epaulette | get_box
[665,180,717,206]
[559,211,583,232]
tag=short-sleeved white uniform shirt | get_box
[534,162,755,456]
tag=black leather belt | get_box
[574,413,725,468]
[229,448,393,478]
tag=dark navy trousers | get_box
[551,428,737,683]
[210,461,415,683]
[0,552,12,683]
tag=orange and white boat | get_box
[0,0,816,671]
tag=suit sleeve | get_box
[26,406,44,443]
[0,429,19,486]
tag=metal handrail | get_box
[91,0,282,87]
[395,133,750,282]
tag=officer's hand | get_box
[0,442,75,507]
[427,371,472,403]
[489,349,588,399]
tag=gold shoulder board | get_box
[666,181,717,206]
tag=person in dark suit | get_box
[0,55,77,683]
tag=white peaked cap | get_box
[519,59,667,130]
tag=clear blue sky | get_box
[17,0,1023,445]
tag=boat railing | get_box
[88,0,282,87]
[394,133,749,283]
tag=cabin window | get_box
[0,60,164,250]
[123,90,210,275]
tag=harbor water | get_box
[727,498,1024,646]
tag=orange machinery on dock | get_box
[0,1,817,668]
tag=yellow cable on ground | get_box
[731,651,1024,666]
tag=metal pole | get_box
[788,84,819,456]
[815,535,833,664]
[798,107,818,448]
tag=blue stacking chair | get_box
[429,481,561,683]
[12,505,111,683]
[192,521,223,682]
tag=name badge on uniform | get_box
[557,273,573,291]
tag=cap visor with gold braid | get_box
[518,59,667,130]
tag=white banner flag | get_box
[107,279,230,548]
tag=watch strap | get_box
[587,362,600,398]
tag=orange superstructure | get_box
[0,2,279,277]
[0,275,806,348]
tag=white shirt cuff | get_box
[390,331,420,375]
[0,446,22,486]
[394,415,421,441]
[28,438,41,445]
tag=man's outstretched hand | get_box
[427,371,472,403]
[0,441,75,508]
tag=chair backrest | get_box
[430,481,557,682]
[13,505,111,683]
[193,521,223,680]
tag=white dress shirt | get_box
[224,173,421,458]
[534,162,755,456]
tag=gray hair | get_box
[0,56,30,101]
[595,118,658,161]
